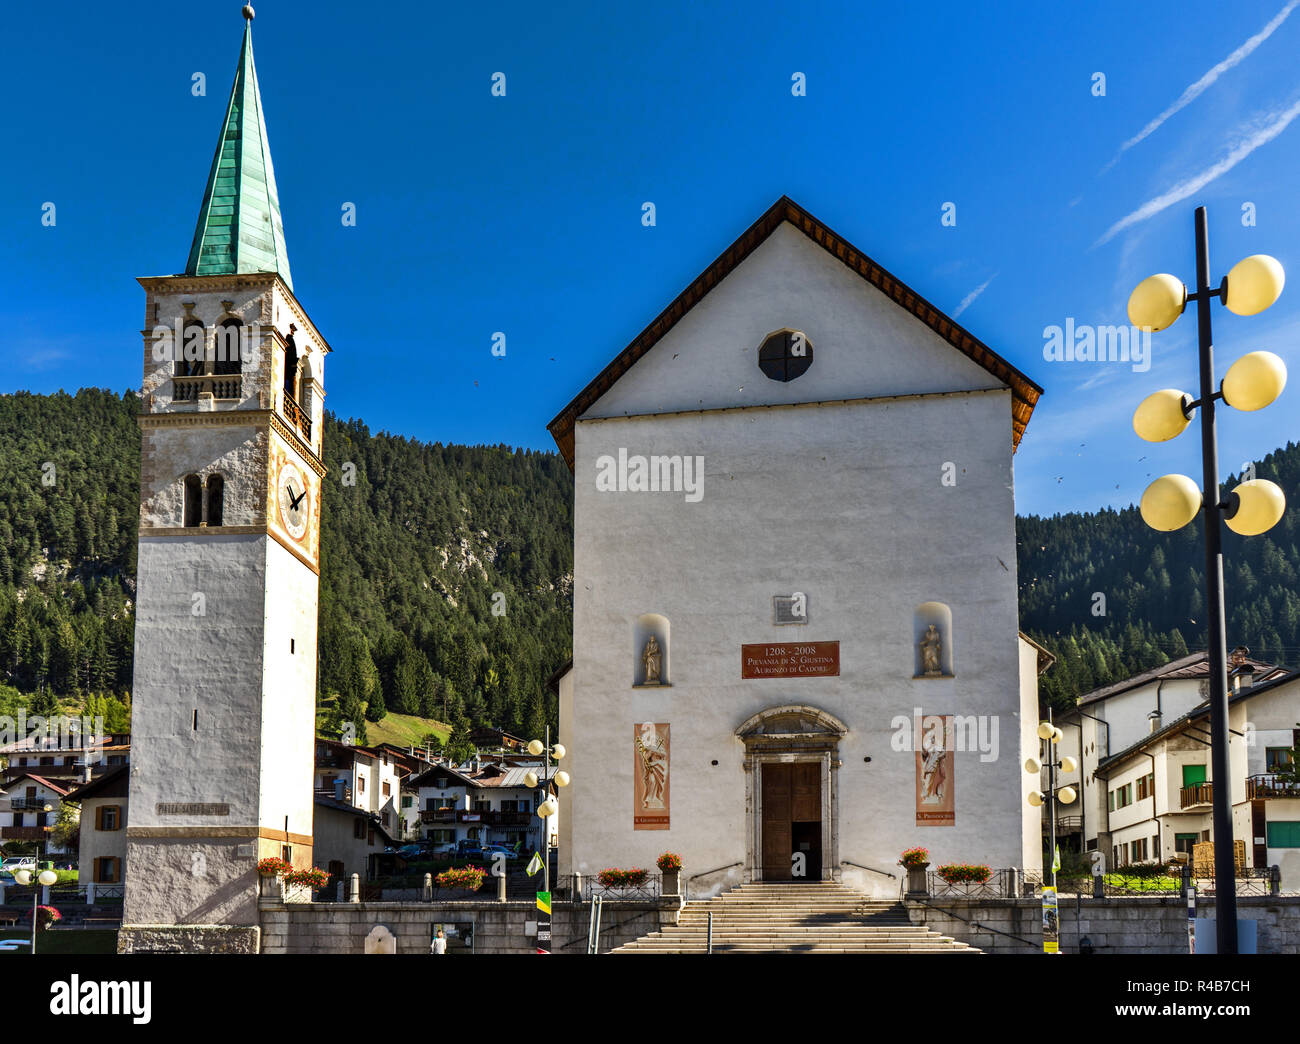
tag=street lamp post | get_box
[15,804,59,954]
[1128,206,1288,955]
[1025,714,1077,889]
[524,728,569,895]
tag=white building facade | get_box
[550,198,1045,896]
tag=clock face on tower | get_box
[278,460,309,541]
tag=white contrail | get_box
[952,275,995,318]
[1096,95,1300,246]
[1101,0,1299,173]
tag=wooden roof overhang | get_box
[546,196,1042,471]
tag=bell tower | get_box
[119,5,328,953]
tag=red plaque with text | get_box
[741,641,840,679]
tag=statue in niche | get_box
[919,624,943,677]
[642,635,662,685]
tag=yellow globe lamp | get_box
[527,739,544,756]
[1024,757,1042,774]
[1222,351,1287,411]
[1140,474,1202,531]
[523,770,539,788]
[551,743,566,760]
[1027,791,1045,808]
[1058,786,1077,804]
[1060,756,1078,774]
[1225,479,1286,536]
[1224,255,1285,316]
[1127,273,1187,331]
[1036,721,1055,741]
[1133,389,1193,442]
[554,770,571,787]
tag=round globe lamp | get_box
[1140,474,1202,531]
[1133,389,1193,442]
[1224,255,1285,316]
[1222,351,1287,411]
[1127,273,1186,331]
[1225,479,1286,536]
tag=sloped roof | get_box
[1077,651,1285,708]
[64,764,129,801]
[1,774,72,798]
[184,13,293,288]
[546,195,1042,469]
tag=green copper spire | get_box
[185,8,293,289]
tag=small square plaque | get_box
[772,594,809,626]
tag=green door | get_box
[1182,764,1207,787]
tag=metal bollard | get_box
[422,873,433,901]
[348,873,361,903]
[498,872,507,903]
[706,910,713,954]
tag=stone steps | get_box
[611,881,979,954]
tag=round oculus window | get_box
[758,330,813,382]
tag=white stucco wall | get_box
[563,221,1027,895]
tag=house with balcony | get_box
[0,774,73,854]
[314,738,404,838]
[411,761,557,856]
[0,732,130,786]
[1088,666,1300,887]
[1047,649,1285,857]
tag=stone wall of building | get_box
[907,895,1300,954]
[259,898,681,954]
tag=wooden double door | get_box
[761,761,822,881]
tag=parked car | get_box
[0,857,35,872]
[0,871,16,886]
[453,840,485,860]
[392,844,431,861]
[480,844,519,863]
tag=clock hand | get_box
[289,488,306,510]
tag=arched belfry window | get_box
[175,321,205,405]
[183,475,203,528]
[206,475,225,528]
[283,328,299,402]
[213,318,243,376]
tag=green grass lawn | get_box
[0,928,117,954]
[362,712,451,749]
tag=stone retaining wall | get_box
[907,895,1300,954]
[259,899,680,954]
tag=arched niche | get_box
[633,614,670,687]
[914,602,954,678]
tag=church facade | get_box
[550,199,1047,895]
[118,9,328,951]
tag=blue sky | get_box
[4,0,1300,518]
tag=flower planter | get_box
[905,864,930,896]
[662,869,680,897]
[259,874,283,902]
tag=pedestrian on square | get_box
[431,928,447,954]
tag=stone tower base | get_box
[117,925,261,954]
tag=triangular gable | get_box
[547,196,1041,469]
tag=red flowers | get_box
[656,853,682,873]
[435,865,486,891]
[257,857,292,876]
[898,847,930,869]
[598,868,649,888]
[936,864,992,884]
[284,866,331,889]
[30,905,61,929]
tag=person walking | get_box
[430,928,447,954]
